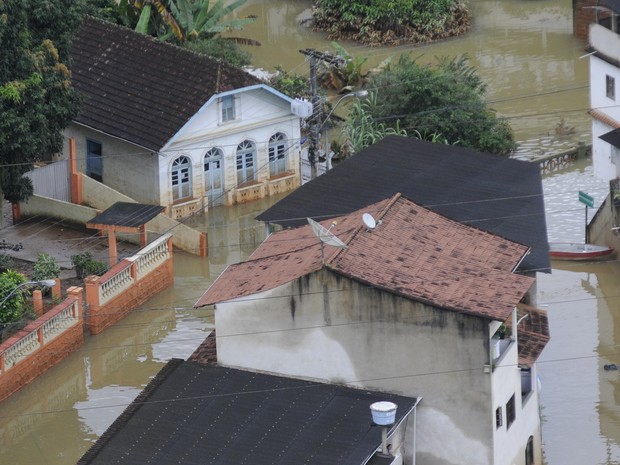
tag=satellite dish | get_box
[362,213,376,230]
[307,218,347,249]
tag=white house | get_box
[588,2,620,180]
[64,16,303,220]
[195,193,550,465]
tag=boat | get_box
[548,243,615,261]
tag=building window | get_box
[86,139,103,181]
[236,140,255,185]
[171,155,192,201]
[525,436,534,465]
[268,133,287,176]
[607,75,615,101]
[506,394,516,429]
[204,148,223,206]
[495,406,503,429]
[221,95,235,122]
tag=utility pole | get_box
[300,49,345,180]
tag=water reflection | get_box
[538,260,620,465]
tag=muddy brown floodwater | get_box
[0,1,618,464]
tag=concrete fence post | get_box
[67,286,84,320]
[52,278,61,300]
[32,290,43,316]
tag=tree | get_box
[0,270,28,327]
[363,54,516,156]
[0,0,83,209]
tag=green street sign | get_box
[579,190,594,208]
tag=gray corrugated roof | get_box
[70,16,260,151]
[257,136,550,273]
[77,360,419,465]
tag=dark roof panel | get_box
[86,202,164,228]
[600,128,620,147]
[77,361,419,465]
[257,136,550,273]
[70,16,260,151]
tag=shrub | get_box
[31,253,60,281]
[71,252,108,279]
[0,254,14,272]
[0,269,28,326]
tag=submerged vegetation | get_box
[312,0,471,46]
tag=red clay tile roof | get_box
[195,194,534,321]
[511,304,550,367]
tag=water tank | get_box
[291,98,313,118]
[370,401,397,425]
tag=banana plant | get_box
[167,0,257,43]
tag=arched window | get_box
[171,155,192,201]
[204,148,224,206]
[268,133,287,176]
[525,436,534,465]
[236,140,255,184]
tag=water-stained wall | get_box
[216,268,497,465]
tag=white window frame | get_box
[220,95,236,122]
[268,133,288,177]
[171,155,192,201]
[236,140,256,185]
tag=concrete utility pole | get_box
[299,49,345,179]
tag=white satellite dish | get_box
[307,218,347,249]
[362,213,376,230]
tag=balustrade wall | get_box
[0,287,84,402]
[85,233,174,335]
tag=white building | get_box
[196,194,550,465]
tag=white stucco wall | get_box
[160,87,302,207]
[590,26,620,181]
[215,270,493,465]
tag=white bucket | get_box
[370,401,397,425]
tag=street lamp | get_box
[309,89,369,179]
[0,279,56,308]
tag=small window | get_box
[506,394,516,428]
[171,155,192,201]
[236,140,255,184]
[221,95,235,122]
[607,75,615,100]
[495,406,503,429]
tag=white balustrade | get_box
[42,302,78,343]
[99,262,134,305]
[3,331,40,370]
[129,233,171,281]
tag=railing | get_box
[91,233,173,307]
[533,143,591,175]
[0,296,80,373]
[129,233,171,281]
[98,261,134,306]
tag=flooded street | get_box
[1,0,619,464]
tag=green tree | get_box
[364,54,516,156]
[0,270,28,326]
[0,0,83,209]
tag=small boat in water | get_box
[549,243,615,261]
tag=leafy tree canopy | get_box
[0,0,83,204]
[362,54,516,156]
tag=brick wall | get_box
[86,258,173,335]
[574,0,612,40]
[0,324,83,402]
[0,289,84,402]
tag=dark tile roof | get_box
[77,360,419,465]
[70,16,261,151]
[257,136,550,274]
[512,304,550,367]
[86,202,164,229]
[197,194,534,322]
[188,330,217,364]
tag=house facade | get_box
[65,17,302,220]
[587,2,620,180]
[196,194,549,465]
